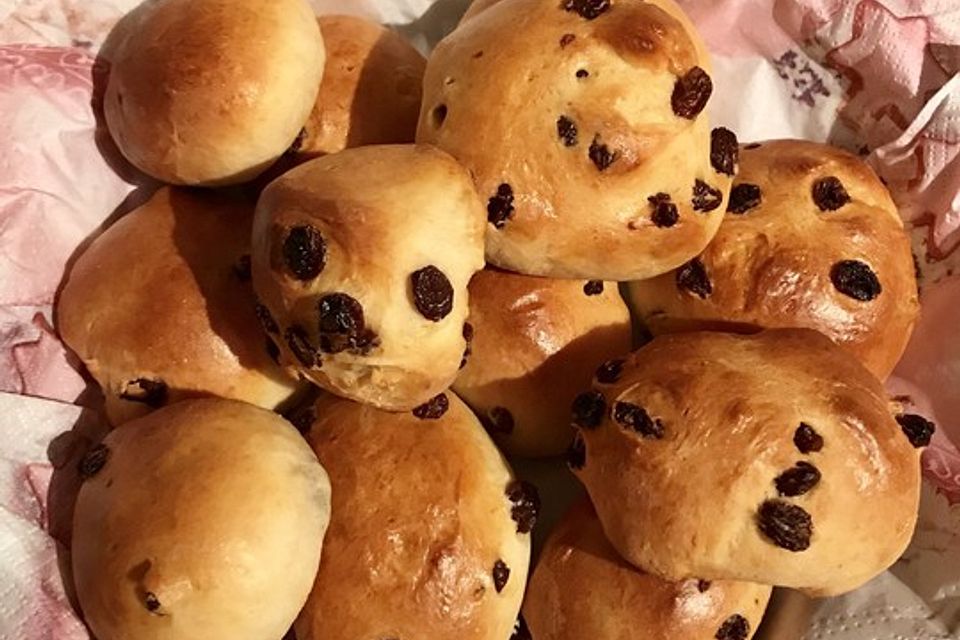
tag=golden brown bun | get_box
[104,0,324,185]
[295,393,531,640]
[297,16,425,157]
[627,140,918,379]
[72,399,331,640]
[524,500,772,640]
[418,0,730,280]
[453,270,631,457]
[571,329,923,596]
[251,144,485,411]
[58,187,300,425]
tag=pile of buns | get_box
[56,0,936,639]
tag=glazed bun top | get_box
[418,0,733,280]
[628,139,919,379]
[104,0,324,185]
[572,329,926,596]
[57,187,300,425]
[298,15,425,157]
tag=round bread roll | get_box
[570,329,927,596]
[417,0,733,280]
[58,187,300,425]
[453,269,632,457]
[72,398,331,640]
[297,15,425,157]
[104,0,324,185]
[627,140,918,380]
[251,144,485,411]
[294,392,533,640]
[524,500,772,640]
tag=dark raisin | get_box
[710,127,739,176]
[676,258,712,298]
[613,401,664,439]
[511,616,532,640]
[505,480,540,534]
[830,260,882,301]
[595,358,625,384]
[144,592,161,614]
[812,176,851,211]
[774,461,821,497]
[557,115,578,146]
[255,302,279,334]
[727,183,762,214]
[410,265,454,322]
[318,293,372,354]
[794,422,824,453]
[697,579,712,592]
[589,135,617,171]
[648,193,679,228]
[567,432,586,469]
[78,443,109,479]
[120,378,168,407]
[287,127,307,154]
[492,559,510,593]
[285,326,317,367]
[562,0,610,20]
[583,280,603,295]
[576,69,589,78]
[715,614,750,640]
[412,393,449,420]
[432,104,448,127]
[460,321,474,369]
[265,337,280,364]
[483,407,515,435]
[896,413,936,448]
[233,254,251,281]
[692,179,723,212]
[757,500,813,552]
[487,183,515,228]
[560,33,576,47]
[572,391,606,429]
[671,66,713,119]
[282,225,326,281]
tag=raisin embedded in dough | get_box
[757,500,813,552]
[557,115,578,146]
[505,480,541,534]
[412,393,450,420]
[487,183,515,228]
[671,66,712,119]
[710,127,739,176]
[692,179,723,212]
[812,176,851,211]
[78,443,110,480]
[794,422,824,453]
[282,225,326,281]
[774,461,821,497]
[895,413,936,448]
[676,257,712,298]
[613,402,664,439]
[727,183,761,214]
[830,260,882,301]
[411,265,454,321]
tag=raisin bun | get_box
[103,0,323,185]
[72,399,331,640]
[294,392,533,640]
[570,329,927,596]
[627,140,918,379]
[524,500,772,640]
[453,269,631,457]
[58,187,300,425]
[251,144,485,411]
[296,16,425,158]
[417,0,734,280]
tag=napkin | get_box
[0,1,957,639]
